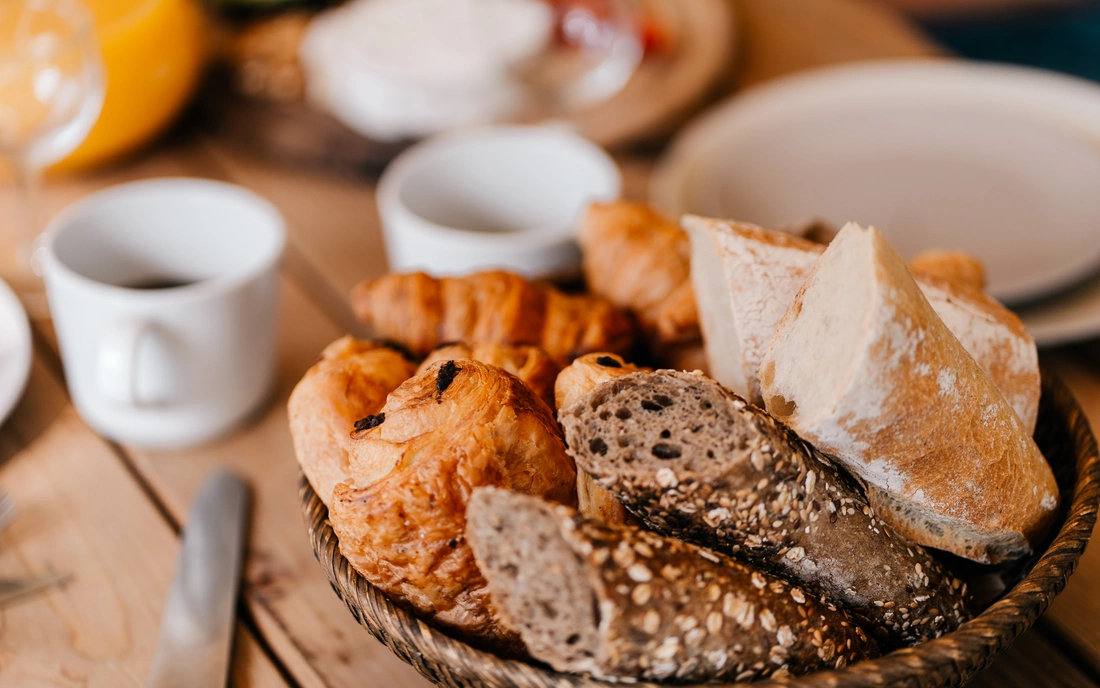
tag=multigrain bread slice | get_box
[466,488,878,682]
[559,370,969,647]
[554,353,645,525]
[759,223,1059,564]
[683,215,1040,432]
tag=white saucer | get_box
[651,60,1100,309]
[0,279,31,427]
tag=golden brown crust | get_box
[418,342,560,410]
[288,337,416,506]
[910,250,987,291]
[554,353,646,525]
[350,270,635,365]
[579,202,699,345]
[329,360,578,647]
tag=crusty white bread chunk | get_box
[758,223,1058,564]
[686,217,822,403]
[683,215,1039,433]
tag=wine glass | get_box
[0,0,105,278]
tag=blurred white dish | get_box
[0,278,32,427]
[378,125,621,279]
[1016,275,1100,347]
[652,60,1100,306]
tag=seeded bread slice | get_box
[467,488,878,682]
[559,370,970,647]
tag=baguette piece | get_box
[289,337,416,506]
[759,223,1059,564]
[419,341,560,409]
[684,215,1040,432]
[350,270,635,364]
[560,369,969,646]
[467,488,878,682]
[330,359,577,647]
[554,353,645,525]
[579,201,699,345]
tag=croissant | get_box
[330,359,577,648]
[418,342,560,409]
[288,337,416,506]
[553,353,646,526]
[579,201,699,345]
[350,270,635,365]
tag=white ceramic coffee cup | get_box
[40,178,285,449]
[378,125,621,279]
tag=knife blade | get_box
[146,470,250,688]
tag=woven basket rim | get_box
[301,372,1100,688]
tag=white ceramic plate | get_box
[651,60,1100,309]
[0,279,31,427]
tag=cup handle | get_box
[97,319,152,407]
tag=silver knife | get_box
[146,470,250,688]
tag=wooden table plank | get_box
[0,351,290,687]
[968,628,1097,688]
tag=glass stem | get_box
[13,154,42,276]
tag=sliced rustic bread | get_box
[759,223,1058,564]
[466,487,878,682]
[683,215,1040,432]
[559,369,969,646]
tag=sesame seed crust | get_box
[469,488,878,682]
[559,370,971,647]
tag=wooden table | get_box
[2,2,1100,686]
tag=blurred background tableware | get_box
[0,278,32,429]
[300,0,642,141]
[378,124,620,280]
[651,60,1100,311]
[205,0,734,174]
[40,178,285,449]
[0,0,104,277]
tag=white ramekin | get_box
[377,125,621,279]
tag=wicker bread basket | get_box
[301,373,1100,688]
